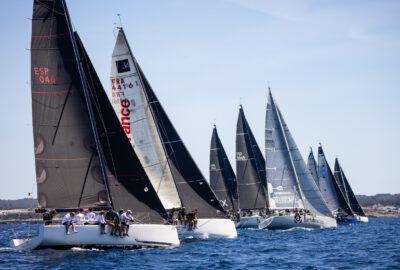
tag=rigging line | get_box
[78,149,96,207]
[51,82,73,145]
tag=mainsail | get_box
[318,146,352,215]
[110,29,181,210]
[334,158,365,216]
[31,0,167,223]
[266,91,332,217]
[236,106,268,210]
[307,149,320,189]
[31,0,111,210]
[110,28,225,219]
[210,126,238,212]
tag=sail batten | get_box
[236,107,268,210]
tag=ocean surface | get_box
[0,218,399,269]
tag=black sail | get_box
[31,0,111,210]
[210,126,238,212]
[74,33,167,223]
[334,158,365,216]
[236,106,268,210]
[134,62,225,219]
[318,146,353,215]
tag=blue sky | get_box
[0,0,399,199]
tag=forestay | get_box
[266,91,332,217]
[110,29,181,210]
[318,146,352,215]
[210,126,238,212]
[236,106,268,210]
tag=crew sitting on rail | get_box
[97,210,107,234]
[73,210,85,225]
[121,209,134,236]
[105,209,120,236]
[62,212,77,234]
[84,208,96,224]
[178,207,187,226]
[186,208,198,231]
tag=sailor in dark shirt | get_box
[43,209,56,225]
[178,207,187,227]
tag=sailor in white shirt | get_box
[73,210,85,225]
[62,212,77,234]
[97,210,106,234]
[121,209,135,236]
[84,208,97,224]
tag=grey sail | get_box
[307,149,320,189]
[210,126,238,212]
[236,106,268,210]
[318,146,352,215]
[31,0,111,210]
[266,91,332,217]
[334,158,366,216]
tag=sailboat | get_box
[307,148,320,189]
[318,146,357,224]
[210,125,239,214]
[10,0,179,249]
[235,106,268,229]
[334,158,368,222]
[259,90,337,230]
[109,28,237,239]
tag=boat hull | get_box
[357,216,369,223]
[235,215,264,229]
[10,224,180,250]
[258,215,337,230]
[336,217,358,225]
[178,218,237,239]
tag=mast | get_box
[117,27,183,207]
[270,89,306,209]
[61,0,113,208]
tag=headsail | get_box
[334,158,365,216]
[75,33,168,223]
[318,146,352,215]
[111,28,225,219]
[266,91,332,217]
[210,126,238,212]
[31,0,111,210]
[236,106,268,210]
[110,29,181,210]
[307,148,319,189]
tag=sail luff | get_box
[61,0,113,207]
[307,148,320,189]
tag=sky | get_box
[0,0,399,199]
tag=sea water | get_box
[0,218,399,269]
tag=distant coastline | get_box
[0,194,399,223]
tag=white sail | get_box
[110,30,181,210]
[266,91,332,217]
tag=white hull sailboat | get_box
[178,219,237,239]
[259,214,337,230]
[10,224,179,250]
[110,27,237,240]
[14,0,180,249]
[264,89,337,230]
[356,215,369,223]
